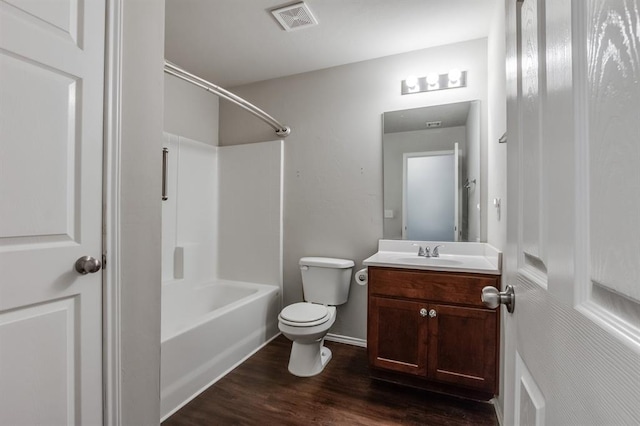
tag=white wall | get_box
[217,140,283,289]
[220,38,488,340]
[115,0,164,424]
[164,73,219,146]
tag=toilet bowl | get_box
[278,303,336,377]
[278,257,354,377]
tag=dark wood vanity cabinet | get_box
[367,266,500,399]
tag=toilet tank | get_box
[299,257,355,305]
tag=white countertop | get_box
[362,240,502,275]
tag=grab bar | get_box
[162,148,168,201]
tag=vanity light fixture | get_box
[401,70,467,95]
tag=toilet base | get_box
[287,339,333,377]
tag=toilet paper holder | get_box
[355,268,368,286]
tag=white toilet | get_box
[278,256,354,377]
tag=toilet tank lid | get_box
[299,257,355,269]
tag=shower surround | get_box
[160,134,283,420]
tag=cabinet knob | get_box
[419,308,428,317]
[428,309,437,318]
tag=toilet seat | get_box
[279,302,330,327]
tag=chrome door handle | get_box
[75,256,102,274]
[428,309,437,318]
[419,308,428,317]
[481,285,515,313]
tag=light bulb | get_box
[448,69,462,84]
[405,75,418,89]
[426,73,439,86]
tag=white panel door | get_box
[0,1,105,424]
[503,0,640,425]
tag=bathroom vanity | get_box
[363,241,501,401]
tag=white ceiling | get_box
[165,0,496,88]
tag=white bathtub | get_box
[160,279,281,420]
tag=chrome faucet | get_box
[432,245,444,257]
[413,244,431,257]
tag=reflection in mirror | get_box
[383,101,481,242]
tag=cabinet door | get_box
[368,296,429,376]
[428,304,497,393]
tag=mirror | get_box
[382,101,481,242]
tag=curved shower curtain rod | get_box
[164,60,291,137]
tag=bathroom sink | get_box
[364,252,493,273]
[362,241,502,275]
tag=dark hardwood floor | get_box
[163,335,498,426]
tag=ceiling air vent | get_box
[271,2,318,32]
[426,121,442,128]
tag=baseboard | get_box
[491,397,504,426]
[325,333,367,348]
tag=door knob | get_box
[75,256,102,274]
[481,285,515,313]
[419,308,428,317]
[428,309,437,318]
